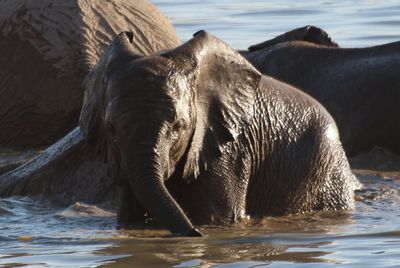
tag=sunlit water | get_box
[1,1,400,267]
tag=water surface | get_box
[1,1,400,267]
[156,0,400,48]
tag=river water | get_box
[1,1,400,267]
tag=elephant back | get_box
[0,0,180,149]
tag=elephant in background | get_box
[0,0,180,150]
[242,26,400,157]
[0,0,180,204]
[246,25,338,52]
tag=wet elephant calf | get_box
[243,26,400,156]
[0,31,361,237]
[98,31,360,236]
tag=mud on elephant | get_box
[243,26,400,157]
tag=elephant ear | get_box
[248,25,338,52]
[79,32,142,148]
[105,32,143,79]
[163,31,262,180]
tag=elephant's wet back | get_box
[0,35,82,149]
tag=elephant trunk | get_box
[124,152,201,237]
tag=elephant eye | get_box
[106,122,117,137]
[171,118,187,138]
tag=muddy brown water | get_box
[1,155,399,267]
[1,0,400,267]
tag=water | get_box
[156,0,400,48]
[1,172,400,267]
[1,1,400,267]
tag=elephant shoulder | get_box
[258,75,340,141]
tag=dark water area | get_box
[1,169,399,268]
[1,1,400,267]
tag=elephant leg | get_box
[117,185,147,226]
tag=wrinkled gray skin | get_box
[0,30,360,237]
[98,31,359,236]
[242,25,400,156]
[0,0,180,150]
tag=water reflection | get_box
[99,149,400,267]
[103,230,327,267]
[97,212,360,267]
[100,206,400,267]
[0,163,399,267]
[96,211,352,266]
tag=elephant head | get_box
[100,30,260,236]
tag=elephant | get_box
[246,25,338,52]
[95,31,361,235]
[242,26,400,157]
[0,31,361,237]
[0,0,180,150]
